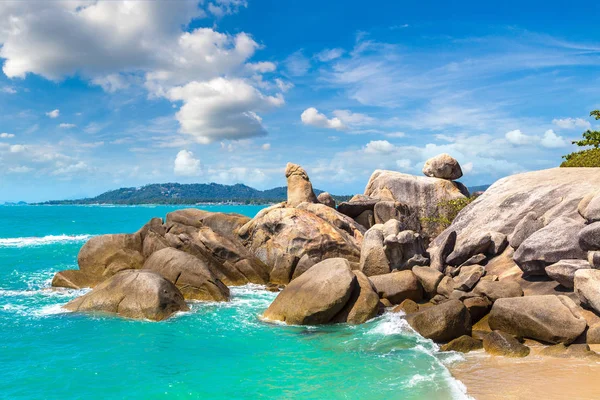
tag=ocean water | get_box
[0,205,469,399]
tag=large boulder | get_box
[359,227,390,276]
[262,258,356,325]
[422,153,463,180]
[64,270,189,321]
[440,335,483,353]
[545,259,592,289]
[369,271,423,304]
[580,191,600,222]
[331,271,380,324]
[373,201,419,230]
[363,170,468,239]
[317,192,336,208]
[53,233,143,289]
[405,299,472,343]
[579,222,600,251]
[428,168,600,276]
[513,217,587,275]
[239,207,361,284]
[295,202,365,240]
[412,266,443,297]
[166,209,250,240]
[143,248,229,302]
[384,230,427,271]
[285,163,318,207]
[574,269,600,314]
[488,295,587,344]
[337,196,378,219]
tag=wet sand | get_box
[450,345,600,400]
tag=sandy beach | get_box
[451,344,600,400]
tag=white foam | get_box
[0,234,92,248]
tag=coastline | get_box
[450,344,600,400]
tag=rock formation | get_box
[285,162,318,207]
[422,153,463,180]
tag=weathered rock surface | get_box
[64,270,189,321]
[412,266,443,296]
[359,227,389,276]
[392,299,420,314]
[587,323,600,344]
[143,248,229,301]
[453,265,485,291]
[483,330,530,357]
[331,271,379,324]
[574,269,600,314]
[165,209,250,240]
[262,258,356,325]
[463,296,492,323]
[373,201,419,230]
[488,295,587,344]
[539,343,600,360]
[545,259,592,289]
[354,210,375,230]
[369,271,423,304]
[317,192,336,208]
[590,251,600,268]
[436,276,456,298]
[295,202,366,241]
[440,335,482,353]
[285,162,318,207]
[429,231,456,272]
[239,207,361,284]
[422,153,463,180]
[472,280,523,302]
[581,191,600,222]
[578,221,600,251]
[385,230,427,271]
[405,300,472,343]
[507,211,543,249]
[363,170,468,239]
[337,198,379,219]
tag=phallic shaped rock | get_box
[488,295,587,344]
[285,163,318,207]
[412,266,443,296]
[422,153,463,180]
[463,296,492,323]
[359,227,390,276]
[545,259,592,289]
[143,248,230,302]
[317,192,336,208]
[64,270,189,321]
[453,265,485,291]
[483,331,530,357]
[331,271,379,324]
[405,299,472,343]
[262,258,356,325]
[579,222,600,251]
[369,270,423,304]
[472,280,523,302]
[440,335,482,353]
[508,211,543,249]
[574,269,600,314]
[513,217,587,275]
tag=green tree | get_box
[561,110,600,167]
[571,110,600,148]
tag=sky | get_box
[0,0,599,202]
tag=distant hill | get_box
[40,183,352,205]
[468,185,491,193]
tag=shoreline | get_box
[449,344,600,400]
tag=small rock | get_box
[539,343,600,360]
[430,294,448,304]
[545,259,592,289]
[392,299,420,314]
[581,192,600,222]
[587,323,600,344]
[459,253,487,268]
[446,232,493,266]
[437,276,456,298]
[412,266,443,296]
[589,251,600,268]
[405,299,472,343]
[422,153,463,180]
[380,298,393,308]
[429,231,457,272]
[453,264,485,291]
[483,331,530,357]
[440,335,483,353]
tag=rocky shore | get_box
[53,154,600,390]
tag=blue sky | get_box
[0,0,599,202]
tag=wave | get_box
[0,234,92,248]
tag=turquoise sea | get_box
[0,205,469,399]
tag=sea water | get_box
[0,205,470,399]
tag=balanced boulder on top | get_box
[422,153,463,180]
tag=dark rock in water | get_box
[483,330,530,357]
[369,271,423,304]
[317,192,336,208]
[488,295,586,344]
[331,271,379,324]
[262,258,356,325]
[472,280,523,302]
[422,153,463,181]
[545,259,592,289]
[405,299,472,343]
[440,335,482,353]
[64,270,189,321]
[285,162,318,207]
[143,248,230,301]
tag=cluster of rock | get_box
[54,155,600,361]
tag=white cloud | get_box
[246,62,276,73]
[91,74,131,92]
[59,123,76,129]
[396,159,411,170]
[52,161,89,176]
[168,78,284,144]
[207,0,247,17]
[301,108,346,130]
[462,162,474,174]
[8,166,32,174]
[386,132,406,138]
[174,150,201,176]
[540,129,568,148]
[0,133,15,138]
[315,48,345,62]
[1,87,16,94]
[552,117,591,130]
[332,109,375,126]
[46,109,60,118]
[284,50,311,76]
[275,78,294,93]
[261,143,271,151]
[10,144,26,153]
[364,140,397,154]
[505,129,537,146]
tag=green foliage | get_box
[420,196,477,230]
[560,148,600,167]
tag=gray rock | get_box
[581,191,600,222]
[453,264,485,291]
[446,232,492,266]
[579,221,600,251]
[473,280,523,302]
[488,295,587,344]
[359,227,390,276]
[589,251,600,267]
[405,300,472,343]
[369,271,423,304]
[429,230,456,272]
[382,219,404,238]
[574,269,600,314]
[385,230,426,271]
[317,192,336,208]
[373,201,420,231]
[459,253,487,268]
[412,266,443,296]
[545,259,592,289]
[422,153,463,180]
[489,232,508,257]
[508,211,543,249]
[514,217,587,275]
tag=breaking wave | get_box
[0,234,92,248]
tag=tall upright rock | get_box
[285,162,318,207]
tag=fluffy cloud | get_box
[1,87,16,94]
[332,109,375,126]
[505,128,568,148]
[59,123,76,129]
[0,133,15,138]
[540,129,568,148]
[552,117,591,130]
[315,48,345,62]
[174,150,201,176]
[168,78,284,144]
[505,129,537,145]
[10,144,26,153]
[364,140,397,154]
[207,0,248,17]
[46,109,60,118]
[301,108,346,130]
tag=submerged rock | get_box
[64,270,189,321]
[440,335,482,353]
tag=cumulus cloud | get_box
[505,129,537,145]
[174,150,201,176]
[261,143,271,151]
[46,109,60,118]
[315,48,345,62]
[364,140,397,154]
[552,117,591,130]
[10,144,26,153]
[168,78,284,144]
[0,133,15,138]
[301,108,346,130]
[540,129,568,148]
[332,109,375,126]
[59,123,76,129]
